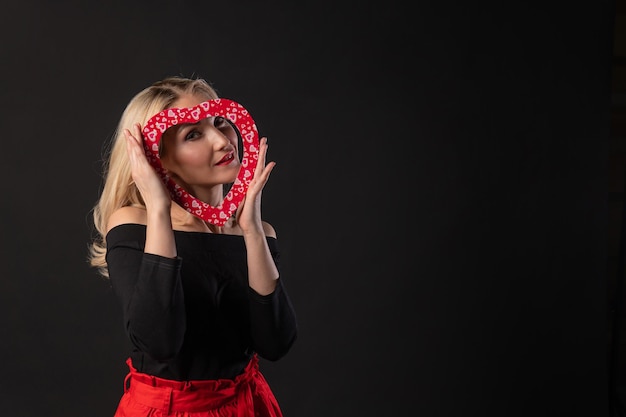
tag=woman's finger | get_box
[124,129,137,164]
[133,123,144,147]
[253,137,269,180]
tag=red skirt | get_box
[113,354,283,417]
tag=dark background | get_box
[0,1,615,416]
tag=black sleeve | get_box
[248,239,298,361]
[105,225,186,361]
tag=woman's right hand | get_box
[124,123,172,211]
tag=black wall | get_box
[0,1,614,416]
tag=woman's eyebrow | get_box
[170,121,201,135]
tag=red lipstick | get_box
[216,151,235,166]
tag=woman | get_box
[88,76,297,417]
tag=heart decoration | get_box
[142,99,259,226]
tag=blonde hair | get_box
[88,76,219,278]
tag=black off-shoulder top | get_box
[105,223,297,381]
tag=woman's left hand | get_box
[236,137,275,235]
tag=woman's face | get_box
[159,93,241,197]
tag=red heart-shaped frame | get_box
[142,99,259,226]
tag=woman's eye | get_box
[185,130,201,140]
[214,116,227,128]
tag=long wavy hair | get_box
[88,76,219,278]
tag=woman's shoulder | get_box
[107,205,147,234]
[262,221,277,239]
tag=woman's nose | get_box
[209,128,231,149]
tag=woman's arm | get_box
[243,222,279,295]
[237,137,280,295]
[106,222,186,361]
[104,124,185,361]
[120,123,177,259]
[236,137,297,358]
[247,235,298,361]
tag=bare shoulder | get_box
[106,206,147,233]
[262,221,277,239]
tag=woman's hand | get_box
[124,123,171,212]
[236,137,275,236]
